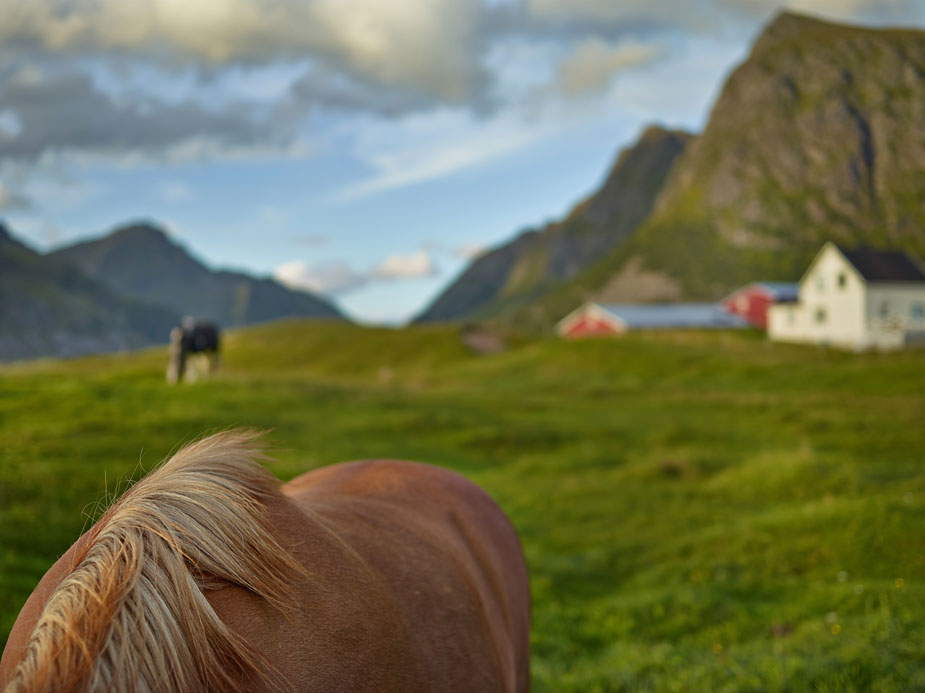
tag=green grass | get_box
[2,321,924,691]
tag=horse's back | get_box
[219,460,531,691]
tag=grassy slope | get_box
[1,321,923,691]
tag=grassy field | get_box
[1,321,923,691]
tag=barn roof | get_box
[595,303,750,329]
[753,282,799,301]
[835,245,925,282]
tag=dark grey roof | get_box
[837,246,925,282]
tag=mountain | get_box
[51,223,344,327]
[414,125,691,322]
[419,11,925,331]
[609,12,925,300]
[0,222,178,361]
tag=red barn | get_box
[557,306,625,337]
[556,302,749,338]
[722,282,798,329]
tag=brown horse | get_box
[0,431,530,692]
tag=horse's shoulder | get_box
[0,532,92,682]
[283,459,487,504]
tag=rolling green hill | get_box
[2,322,923,690]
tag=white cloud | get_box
[274,259,365,295]
[274,249,439,295]
[555,39,662,96]
[0,0,487,102]
[454,242,487,260]
[371,250,438,279]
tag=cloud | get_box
[0,182,31,209]
[1,0,921,194]
[274,259,366,294]
[370,250,438,280]
[0,66,290,165]
[0,0,487,103]
[527,0,923,30]
[274,250,438,295]
[283,64,436,117]
[454,242,487,260]
[334,106,556,200]
[555,39,661,95]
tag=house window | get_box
[814,307,827,324]
[880,302,890,319]
[837,272,847,289]
[816,274,825,292]
[912,304,924,321]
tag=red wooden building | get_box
[722,282,798,329]
[557,302,749,338]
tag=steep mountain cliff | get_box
[414,126,691,322]
[630,11,925,295]
[512,11,925,329]
[51,223,345,327]
[0,223,178,361]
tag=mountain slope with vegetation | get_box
[414,126,691,323]
[617,11,925,300]
[51,223,345,328]
[0,223,178,361]
[425,11,925,332]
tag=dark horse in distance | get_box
[166,318,220,385]
[0,431,531,691]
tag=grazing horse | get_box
[166,319,221,385]
[0,431,531,692]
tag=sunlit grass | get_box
[2,321,923,690]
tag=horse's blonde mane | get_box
[5,430,302,693]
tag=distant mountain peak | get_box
[51,220,344,326]
[751,9,896,57]
[109,222,172,243]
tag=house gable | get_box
[798,242,866,295]
[556,303,625,337]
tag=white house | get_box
[768,242,925,350]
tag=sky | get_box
[1,0,923,324]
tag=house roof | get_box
[594,303,750,329]
[836,245,925,282]
[753,282,800,301]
